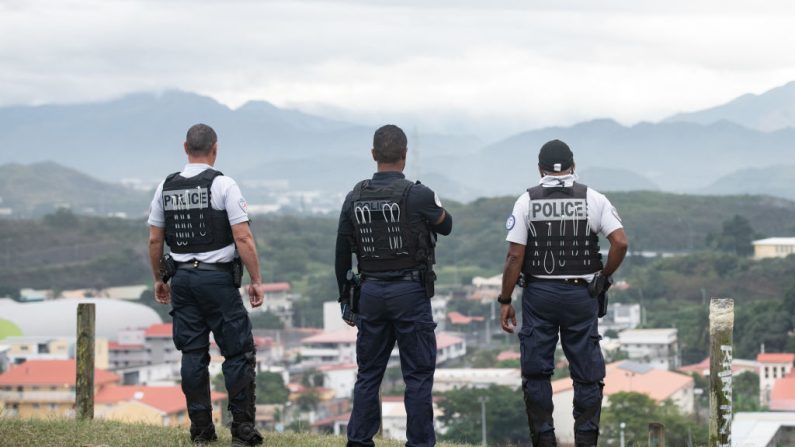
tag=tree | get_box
[438,385,529,446]
[601,392,706,446]
[707,215,755,256]
[250,311,284,330]
[255,371,290,405]
[734,372,762,412]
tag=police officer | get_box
[336,124,453,447]
[147,124,265,446]
[498,140,628,447]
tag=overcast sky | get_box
[3,0,795,137]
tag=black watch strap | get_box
[497,294,512,304]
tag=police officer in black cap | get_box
[147,123,265,446]
[336,124,453,447]
[497,140,628,447]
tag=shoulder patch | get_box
[506,215,516,231]
[239,198,249,214]
[434,192,442,208]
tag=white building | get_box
[599,303,641,333]
[317,363,358,399]
[244,282,298,328]
[752,237,795,260]
[757,353,795,407]
[618,328,680,370]
[552,361,694,446]
[433,368,521,392]
[733,412,795,447]
[381,396,445,443]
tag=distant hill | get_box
[577,167,659,191]
[701,165,795,200]
[0,90,482,200]
[2,87,795,202]
[0,162,149,218]
[459,119,795,196]
[666,81,795,131]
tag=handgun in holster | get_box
[420,269,436,299]
[588,272,612,318]
[231,257,243,288]
[339,270,361,324]
[159,253,176,283]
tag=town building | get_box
[752,237,795,260]
[599,302,641,333]
[2,335,110,369]
[733,412,795,447]
[95,384,225,427]
[144,323,180,365]
[317,363,358,399]
[551,360,694,446]
[0,359,119,418]
[757,353,795,407]
[618,328,680,370]
[770,371,795,411]
[433,368,521,392]
[678,356,758,377]
[244,282,299,328]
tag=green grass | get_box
[0,318,23,340]
[0,418,473,447]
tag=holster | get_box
[232,257,243,288]
[159,254,176,283]
[421,269,436,299]
[598,292,608,318]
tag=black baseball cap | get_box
[538,139,574,172]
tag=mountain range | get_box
[0,82,794,207]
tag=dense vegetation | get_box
[2,192,794,358]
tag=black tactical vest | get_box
[162,169,234,254]
[349,178,435,273]
[522,182,603,276]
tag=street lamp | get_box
[620,422,626,447]
[478,396,489,446]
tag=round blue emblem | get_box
[506,215,516,230]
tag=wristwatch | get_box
[497,294,512,304]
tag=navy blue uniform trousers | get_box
[347,280,437,447]
[519,282,605,439]
[169,269,256,421]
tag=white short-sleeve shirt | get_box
[505,175,623,280]
[148,163,249,263]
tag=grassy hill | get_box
[0,418,472,447]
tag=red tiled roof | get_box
[96,385,225,414]
[145,323,172,338]
[302,328,358,344]
[448,311,485,325]
[552,361,694,401]
[317,363,358,372]
[436,333,465,350]
[312,412,351,427]
[496,351,521,362]
[108,342,145,351]
[770,375,795,411]
[757,353,795,364]
[0,360,119,386]
[262,282,290,293]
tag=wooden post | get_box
[648,422,665,447]
[76,303,95,420]
[709,298,734,447]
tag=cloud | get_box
[2,0,795,136]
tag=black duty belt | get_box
[176,260,234,273]
[363,271,422,282]
[529,277,590,288]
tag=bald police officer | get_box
[497,140,628,447]
[148,124,265,446]
[336,124,453,447]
